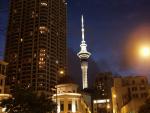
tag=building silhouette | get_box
[5,0,67,95]
[93,72,113,113]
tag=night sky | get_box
[1,0,150,86]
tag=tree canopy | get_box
[0,85,56,113]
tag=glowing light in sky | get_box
[139,46,150,58]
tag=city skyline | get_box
[1,0,150,80]
[1,1,150,113]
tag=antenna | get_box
[81,15,85,42]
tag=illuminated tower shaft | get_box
[81,61,88,89]
[77,15,91,89]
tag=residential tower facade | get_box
[5,0,67,94]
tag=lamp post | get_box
[106,103,111,113]
[55,60,65,113]
[113,94,117,113]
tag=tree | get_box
[138,98,150,113]
[0,85,56,113]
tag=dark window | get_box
[76,101,78,111]
[68,103,72,111]
[140,86,146,90]
[141,79,145,84]
[132,94,138,98]
[132,87,137,91]
[60,101,64,111]
[0,80,3,86]
[141,93,148,98]
[132,80,135,85]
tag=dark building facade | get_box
[5,0,67,94]
[94,72,113,99]
[93,72,113,113]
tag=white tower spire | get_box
[77,15,91,89]
[81,15,85,43]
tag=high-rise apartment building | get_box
[5,0,67,94]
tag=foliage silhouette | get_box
[0,85,56,113]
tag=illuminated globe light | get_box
[107,104,111,109]
[139,46,150,58]
[59,70,65,77]
[113,94,117,98]
[59,70,64,75]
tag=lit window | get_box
[30,31,33,36]
[39,83,43,86]
[31,11,35,18]
[34,53,36,58]
[18,68,21,72]
[39,26,48,34]
[13,9,17,13]
[39,48,46,69]
[20,38,23,42]
[63,0,67,5]
[32,11,35,15]
[36,14,38,17]
[41,2,47,6]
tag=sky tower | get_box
[77,15,91,89]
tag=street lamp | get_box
[107,104,110,109]
[113,94,117,99]
[106,104,111,113]
[59,70,64,75]
[139,46,150,58]
[59,69,65,77]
